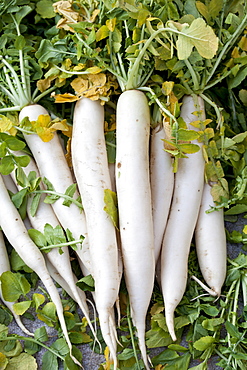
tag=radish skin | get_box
[115,90,155,369]
[19,104,90,278]
[160,95,205,342]
[150,125,174,266]
[194,182,227,296]
[0,174,81,366]
[0,230,34,337]
[72,97,121,368]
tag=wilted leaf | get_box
[104,189,118,229]
[176,18,218,60]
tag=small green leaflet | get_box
[104,189,119,229]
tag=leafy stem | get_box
[206,11,247,86]
[0,335,65,361]
[32,189,83,209]
[40,237,84,251]
[126,302,142,370]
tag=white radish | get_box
[150,125,174,266]
[0,174,81,366]
[9,153,98,332]
[194,182,227,296]
[72,97,121,368]
[115,90,155,369]
[160,95,205,342]
[0,230,34,337]
[19,104,90,278]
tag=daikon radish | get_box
[160,95,205,341]
[115,89,155,369]
[72,97,121,369]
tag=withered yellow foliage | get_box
[53,0,82,31]
[52,73,118,104]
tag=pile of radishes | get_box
[2,1,247,368]
[0,91,226,370]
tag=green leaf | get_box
[62,184,77,207]
[36,0,56,18]
[176,18,218,60]
[12,300,32,315]
[0,352,8,369]
[168,344,188,352]
[6,352,37,369]
[28,229,47,248]
[41,351,58,370]
[152,349,179,366]
[104,189,118,229]
[14,34,25,50]
[0,339,22,357]
[202,317,224,331]
[11,188,28,209]
[177,128,200,141]
[10,249,33,273]
[76,274,95,292]
[51,338,69,356]
[14,5,32,25]
[4,136,25,151]
[225,321,241,339]
[37,302,57,327]
[178,143,200,154]
[0,271,31,302]
[189,361,208,370]
[225,204,247,215]
[34,326,48,343]
[193,335,215,351]
[0,156,15,175]
[14,155,30,168]
[32,293,45,310]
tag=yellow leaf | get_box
[90,8,100,22]
[52,92,79,103]
[96,25,110,42]
[176,18,218,60]
[0,115,17,135]
[84,66,102,74]
[162,81,174,96]
[0,352,8,369]
[53,0,81,31]
[103,346,114,370]
[106,18,116,32]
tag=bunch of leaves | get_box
[0,132,30,177]
[28,223,84,254]
[10,168,83,221]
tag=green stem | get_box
[32,85,59,104]
[125,25,199,90]
[11,15,30,102]
[184,59,200,91]
[206,12,247,85]
[40,238,84,251]
[126,303,141,370]
[199,93,223,129]
[138,86,178,125]
[32,189,83,209]
[0,336,65,361]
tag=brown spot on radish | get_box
[117,162,121,168]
